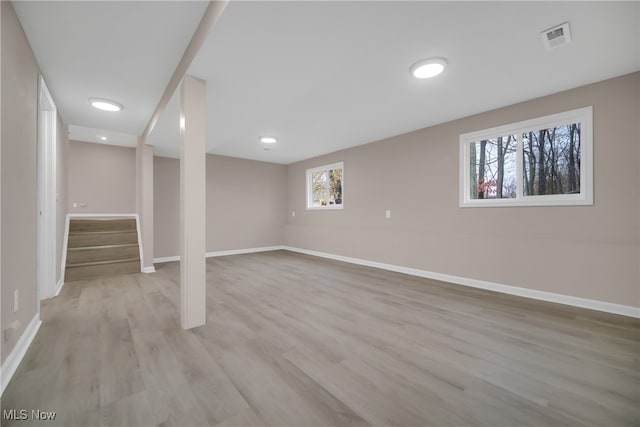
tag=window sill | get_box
[460,194,592,208]
[306,205,344,210]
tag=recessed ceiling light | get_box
[89,98,123,112]
[260,136,277,144]
[98,135,108,141]
[410,57,447,79]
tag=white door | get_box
[37,76,57,301]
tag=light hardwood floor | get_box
[2,250,639,427]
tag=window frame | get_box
[459,106,593,208]
[306,162,344,210]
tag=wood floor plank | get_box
[99,390,162,427]
[214,406,264,427]
[2,250,639,427]
[98,318,145,408]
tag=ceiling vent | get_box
[541,22,571,50]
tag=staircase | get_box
[65,217,141,282]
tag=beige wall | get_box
[68,140,136,214]
[285,72,640,308]
[207,154,287,252]
[154,154,287,258]
[1,1,41,362]
[154,156,179,259]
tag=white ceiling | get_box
[13,0,209,136]
[68,124,138,148]
[15,1,640,165]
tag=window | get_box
[306,162,344,209]
[460,107,592,207]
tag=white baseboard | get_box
[153,256,180,264]
[206,246,283,258]
[153,246,284,264]
[1,314,42,397]
[142,266,156,273]
[54,276,64,297]
[66,213,138,218]
[281,246,640,319]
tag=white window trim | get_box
[306,161,344,210]
[459,106,593,207]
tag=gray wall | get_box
[285,72,640,307]
[67,140,136,214]
[1,1,41,363]
[154,154,287,258]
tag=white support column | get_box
[136,137,155,273]
[141,144,154,272]
[179,75,207,329]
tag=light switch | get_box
[385,210,391,219]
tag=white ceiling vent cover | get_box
[541,22,572,50]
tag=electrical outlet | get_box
[13,289,19,312]
[292,211,296,217]
[385,210,391,219]
[4,320,21,342]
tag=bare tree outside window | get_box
[523,124,581,196]
[460,107,592,207]
[469,135,517,200]
[307,162,344,209]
